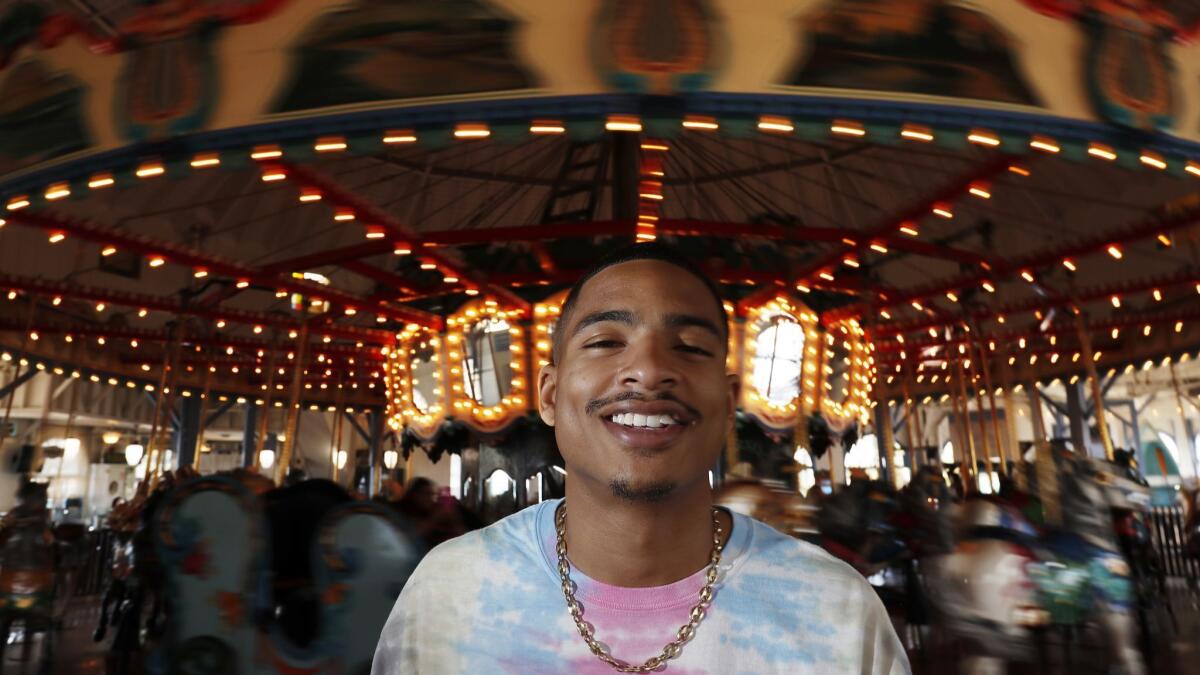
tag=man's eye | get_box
[677,344,713,356]
[584,340,622,349]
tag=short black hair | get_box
[551,243,728,364]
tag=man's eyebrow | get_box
[665,313,723,337]
[570,310,636,338]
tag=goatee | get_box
[609,479,676,503]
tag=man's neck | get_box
[560,479,730,587]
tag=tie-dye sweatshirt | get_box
[372,498,909,674]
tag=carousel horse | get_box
[261,479,352,647]
[925,445,1150,675]
[93,470,186,674]
[154,476,422,675]
[0,481,57,673]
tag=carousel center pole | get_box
[275,320,309,485]
[1073,312,1115,460]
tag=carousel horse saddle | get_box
[156,477,423,675]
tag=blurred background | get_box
[0,0,1199,673]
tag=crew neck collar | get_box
[532,498,753,611]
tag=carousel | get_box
[0,1,1199,673]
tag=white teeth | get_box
[610,412,678,428]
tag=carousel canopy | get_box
[0,0,1199,419]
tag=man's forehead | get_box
[567,262,725,330]
[574,259,714,304]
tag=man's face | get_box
[538,260,738,502]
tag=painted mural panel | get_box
[783,0,1040,106]
[0,59,89,176]
[1021,0,1200,131]
[271,0,536,113]
[591,0,724,94]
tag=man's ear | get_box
[538,362,558,427]
[726,372,740,420]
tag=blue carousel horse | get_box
[153,475,422,674]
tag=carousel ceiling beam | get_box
[420,219,843,246]
[128,356,382,371]
[0,345,382,406]
[877,237,991,266]
[282,164,529,311]
[0,273,391,343]
[260,241,393,274]
[875,264,1200,338]
[0,320,378,360]
[737,155,1016,313]
[342,261,424,297]
[876,306,1200,360]
[0,368,38,400]
[3,209,437,327]
[379,155,575,187]
[832,196,1200,324]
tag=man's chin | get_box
[609,478,677,503]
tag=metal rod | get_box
[901,381,919,469]
[276,320,310,484]
[146,319,184,484]
[192,360,214,470]
[972,334,1008,475]
[953,360,978,488]
[971,370,997,490]
[1027,381,1049,444]
[331,373,345,484]
[254,333,282,466]
[1074,312,1115,460]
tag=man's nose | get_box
[617,338,681,390]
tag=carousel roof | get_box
[3,118,1200,404]
[2,0,1200,412]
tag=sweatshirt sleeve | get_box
[371,572,425,675]
[857,580,911,675]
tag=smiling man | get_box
[372,244,908,674]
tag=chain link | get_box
[554,503,724,673]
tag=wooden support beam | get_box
[738,155,1015,312]
[283,163,529,311]
[5,209,437,327]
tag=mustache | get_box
[584,390,701,419]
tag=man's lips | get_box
[594,399,698,451]
[600,416,689,451]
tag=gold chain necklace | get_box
[554,503,724,673]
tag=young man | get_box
[373,244,908,674]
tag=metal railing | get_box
[1148,506,1199,584]
[73,528,116,597]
